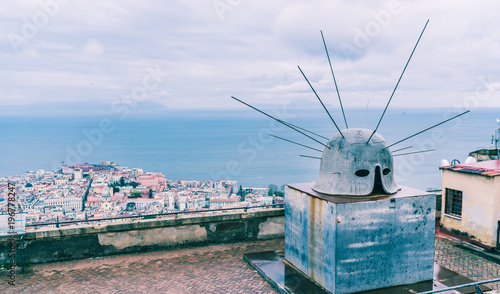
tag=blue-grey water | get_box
[0,107,498,191]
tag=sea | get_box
[0,107,498,191]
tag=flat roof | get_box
[287,182,431,204]
[440,159,500,177]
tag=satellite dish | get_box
[440,159,450,167]
[464,156,477,164]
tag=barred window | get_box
[444,188,463,218]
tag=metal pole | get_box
[386,110,470,149]
[368,19,429,144]
[269,134,323,152]
[496,125,499,158]
[392,149,435,157]
[299,155,322,159]
[418,277,500,294]
[20,234,25,274]
[321,30,348,129]
[297,66,345,138]
[231,96,330,148]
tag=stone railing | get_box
[0,208,284,265]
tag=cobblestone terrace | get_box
[2,238,500,294]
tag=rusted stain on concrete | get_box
[285,185,337,292]
[285,183,435,294]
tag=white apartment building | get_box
[38,196,83,213]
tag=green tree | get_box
[130,191,142,198]
[149,189,153,198]
[119,177,125,186]
[268,184,278,196]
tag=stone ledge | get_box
[3,208,284,240]
[0,208,285,264]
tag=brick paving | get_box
[1,239,283,294]
[2,237,500,293]
[434,238,500,291]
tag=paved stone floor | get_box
[1,239,283,294]
[434,238,500,291]
[2,237,500,293]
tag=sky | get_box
[1,0,500,111]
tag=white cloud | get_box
[0,0,499,109]
[82,39,104,58]
[19,48,39,59]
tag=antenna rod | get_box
[393,149,435,157]
[282,121,329,140]
[391,145,413,153]
[231,96,330,148]
[300,155,322,159]
[321,30,348,129]
[269,134,323,152]
[297,66,344,138]
[230,96,328,141]
[367,19,430,144]
[387,110,470,148]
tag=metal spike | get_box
[300,155,322,159]
[231,96,330,148]
[391,146,413,153]
[393,149,435,157]
[297,66,345,138]
[269,134,323,152]
[387,110,470,148]
[281,121,329,140]
[321,30,348,129]
[367,19,430,144]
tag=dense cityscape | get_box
[0,161,284,227]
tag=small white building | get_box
[243,187,269,196]
[39,196,83,213]
[125,197,164,210]
[440,160,500,248]
[160,192,175,210]
[209,198,238,209]
[176,195,188,211]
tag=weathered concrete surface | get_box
[285,187,337,289]
[98,225,208,250]
[0,209,284,264]
[313,128,398,196]
[285,183,436,293]
[258,215,286,240]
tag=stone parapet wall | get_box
[0,209,284,264]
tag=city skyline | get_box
[1,1,500,113]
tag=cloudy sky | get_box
[1,0,500,111]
